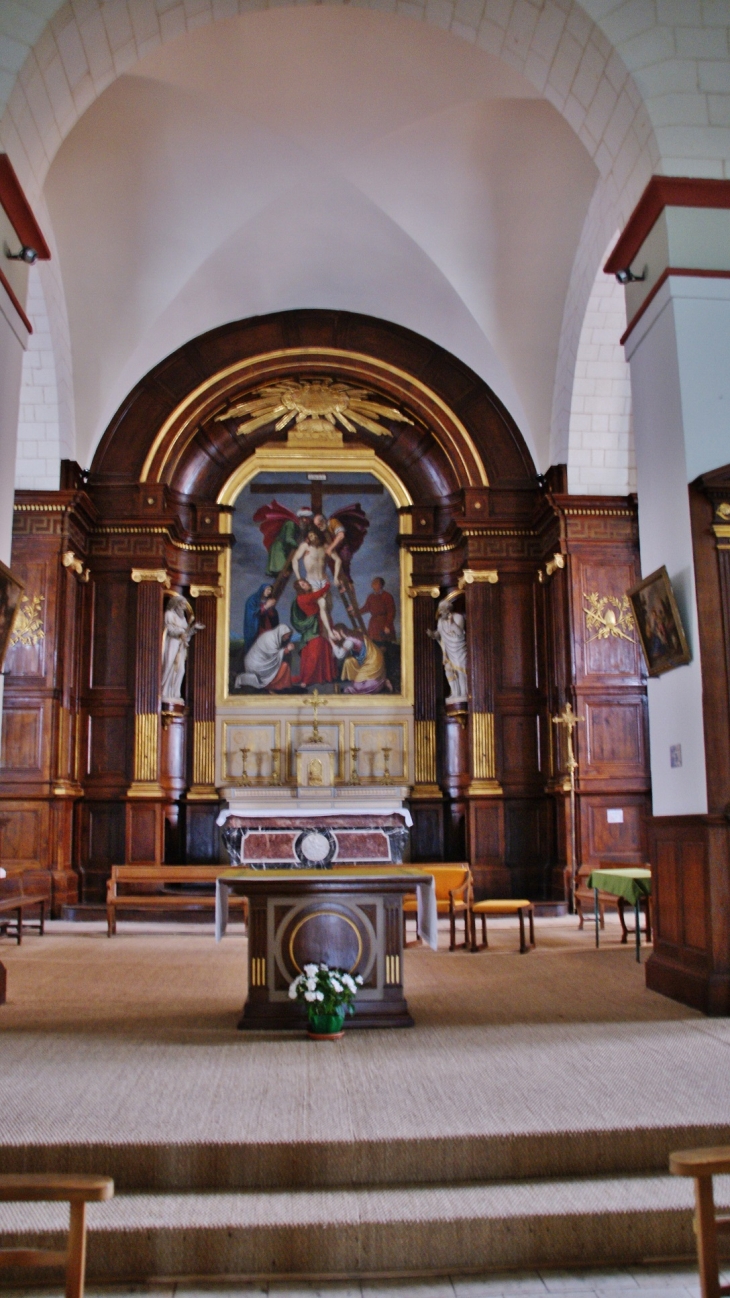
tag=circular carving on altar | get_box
[288,909,363,975]
[294,828,336,868]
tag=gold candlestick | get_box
[271,747,281,785]
[381,746,392,785]
[350,745,361,785]
[238,746,251,786]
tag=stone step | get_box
[2,1123,730,1191]
[0,1172,727,1282]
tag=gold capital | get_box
[459,568,498,588]
[407,585,440,599]
[131,568,170,586]
[190,584,222,598]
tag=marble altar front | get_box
[217,785,412,867]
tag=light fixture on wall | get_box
[614,266,646,284]
[4,242,38,264]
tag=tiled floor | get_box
[2,1270,726,1298]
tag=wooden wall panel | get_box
[0,707,43,772]
[499,581,535,691]
[682,842,708,952]
[87,714,128,779]
[583,700,645,773]
[0,805,44,868]
[500,714,539,780]
[582,797,645,866]
[90,578,129,689]
[578,560,643,682]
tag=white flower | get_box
[342,975,355,991]
[304,991,316,1002]
[316,990,324,1001]
[303,964,318,976]
[331,978,342,993]
[320,963,328,971]
[306,978,317,992]
[288,984,298,1000]
[356,975,363,985]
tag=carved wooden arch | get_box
[90,310,536,501]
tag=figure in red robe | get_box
[360,577,396,642]
[290,580,336,686]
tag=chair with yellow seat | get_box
[470,897,535,953]
[403,863,471,951]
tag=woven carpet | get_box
[0,919,728,1279]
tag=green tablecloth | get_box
[586,867,651,904]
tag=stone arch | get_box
[0,0,659,476]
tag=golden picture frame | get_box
[627,565,691,678]
[0,558,24,672]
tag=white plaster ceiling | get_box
[43,7,598,471]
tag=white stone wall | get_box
[14,265,61,490]
[567,248,635,495]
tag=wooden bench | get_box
[0,873,51,945]
[0,894,49,944]
[0,1172,114,1298]
[106,865,248,936]
[670,1145,730,1297]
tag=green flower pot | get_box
[307,1009,346,1038]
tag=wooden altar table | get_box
[216,867,436,1030]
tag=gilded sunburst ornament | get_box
[215,378,413,441]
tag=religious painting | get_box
[228,471,402,695]
[627,565,691,677]
[0,559,24,672]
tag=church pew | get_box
[106,865,247,936]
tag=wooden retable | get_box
[216,867,436,1031]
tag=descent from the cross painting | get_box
[229,471,401,695]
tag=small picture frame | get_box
[0,559,24,672]
[627,565,691,678]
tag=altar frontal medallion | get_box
[294,828,336,869]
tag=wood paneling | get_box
[0,707,42,772]
[582,796,645,866]
[88,714,128,779]
[584,700,645,772]
[91,578,129,689]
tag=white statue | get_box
[161,595,204,705]
[428,592,468,702]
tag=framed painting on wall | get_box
[227,469,403,697]
[627,565,691,677]
[0,559,24,672]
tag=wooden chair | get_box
[574,861,652,943]
[403,864,471,950]
[0,1173,114,1298]
[470,899,535,953]
[670,1145,730,1298]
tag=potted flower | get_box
[289,963,363,1038]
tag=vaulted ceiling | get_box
[43,7,597,469]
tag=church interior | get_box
[1,0,730,1293]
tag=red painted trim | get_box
[0,155,50,259]
[621,266,730,346]
[0,265,32,333]
[605,177,730,276]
